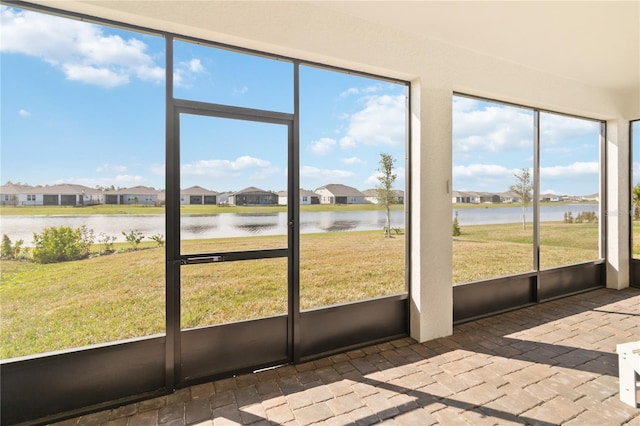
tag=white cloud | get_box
[540,113,599,146]
[300,165,354,181]
[339,136,356,149]
[453,161,598,193]
[182,155,272,177]
[340,157,364,165]
[540,161,598,178]
[365,166,405,186]
[96,163,127,173]
[453,164,514,179]
[339,87,360,98]
[1,6,164,88]
[340,94,406,148]
[188,58,203,73]
[174,58,205,87]
[63,64,129,87]
[452,96,600,156]
[339,84,383,98]
[18,109,31,117]
[309,137,337,155]
[453,97,533,154]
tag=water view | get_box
[0,204,599,246]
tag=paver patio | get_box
[54,288,640,425]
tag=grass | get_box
[453,221,600,283]
[0,230,405,359]
[1,220,606,359]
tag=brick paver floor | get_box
[54,288,640,425]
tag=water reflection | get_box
[319,220,359,232]
[1,210,401,245]
[235,223,278,234]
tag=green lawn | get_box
[0,220,607,359]
[0,231,405,358]
[453,221,600,283]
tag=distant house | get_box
[0,183,33,206]
[0,183,104,206]
[278,189,320,205]
[498,191,519,203]
[580,193,599,202]
[452,190,500,204]
[362,188,405,204]
[315,184,366,204]
[478,192,501,203]
[452,191,472,204]
[216,192,233,205]
[540,193,563,202]
[229,187,278,206]
[104,186,158,205]
[180,186,218,205]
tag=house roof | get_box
[0,183,34,195]
[315,184,364,197]
[24,184,102,195]
[107,186,159,195]
[182,185,218,195]
[234,186,274,195]
[278,189,319,197]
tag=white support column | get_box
[606,119,630,290]
[410,82,453,342]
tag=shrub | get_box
[452,217,461,236]
[1,234,24,259]
[97,232,116,253]
[575,211,598,223]
[563,212,574,223]
[122,230,144,250]
[32,225,94,264]
[1,234,14,259]
[150,234,165,247]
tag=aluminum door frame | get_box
[167,100,297,387]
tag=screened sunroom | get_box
[0,1,638,424]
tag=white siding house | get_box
[0,183,105,206]
[180,186,218,205]
[315,184,366,205]
[105,186,158,205]
[278,189,320,205]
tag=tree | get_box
[509,168,532,229]
[376,153,398,238]
[633,183,640,220]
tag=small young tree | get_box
[452,216,461,236]
[633,183,640,220]
[376,153,398,238]
[509,168,533,230]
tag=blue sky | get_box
[1,5,606,197]
[1,6,407,193]
[453,96,601,196]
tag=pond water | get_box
[0,210,405,245]
[0,204,598,246]
[453,203,599,225]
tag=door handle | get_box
[181,255,223,265]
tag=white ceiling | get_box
[27,0,640,95]
[314,1,639,92]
